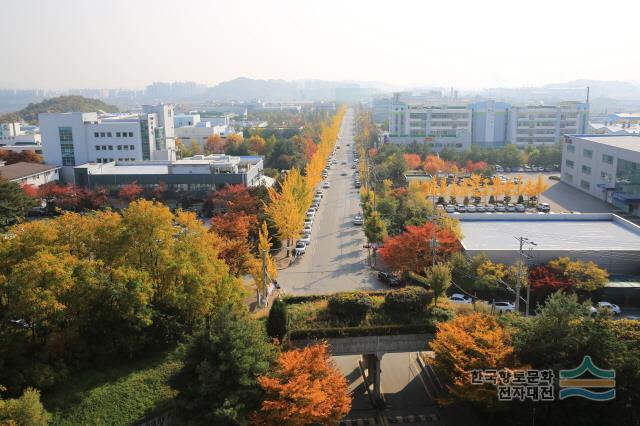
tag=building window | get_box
[59,127,73,142]
[122,132,127,138]
[582,165,591,175]
[62,157,75,166]
[130,145,135,150]
[94,132,99,138]
[117,145,122,150]
[108,145,113,150]
[96,146,101,151]
[128,132,133,137]
[565,159,574,168]
[602,154,614,165]
[580,180,590,190]
[100,132,106,137]
[567,144,575,153]
[583,149,593,159]
[107,132,112,137]
[116,132,121,137]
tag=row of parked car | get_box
[495,164,559,173]
[442,202,551,213]
[295,188,326,256]
[449,294,622,315]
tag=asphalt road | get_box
[279,109,384,295]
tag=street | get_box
[279,109,384,295]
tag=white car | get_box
[353,214,364,225]
[515,204,526,212]
[597,301,621,315]
[304,218,313,226]
[323,182,330,189]
[315,190,323,198]
[303,224,312,233]
[493,301,515,313]
[466,205,477,213]
[449,293,472,304]
[299,234,311,245]
[294,241,307,255]
[445,204,455,213]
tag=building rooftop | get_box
[572,135,640,151]
[0,162,59,181]
[459,213,640,252]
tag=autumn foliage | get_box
[252,342,351,426]
[429,313,517,406]
[378,222,461,274]
[117,181,143,201]
[403,153,422,170]
[0,149,43,165]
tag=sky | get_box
[2,0,639,90]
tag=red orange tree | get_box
[118,182,143,201]
[378,222,461,274]
[251,342,351,426]
[403,153,422,170]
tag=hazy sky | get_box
[2,0,639,90]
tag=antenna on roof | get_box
[586,86,590,105]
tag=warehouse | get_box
[459,213,640,274]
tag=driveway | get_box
[278,109,385,295]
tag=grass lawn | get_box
[43,349,182,426]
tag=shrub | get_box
[0,387,50,426]
[427,306,454,323]
[327,292,373,324]
[289,323,437,340]
[267,299,288,342]
[384,286,432,318]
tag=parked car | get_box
[304,218,313,227]
[495,203,506,212]
[294,241,307,255]
[476,205,486,213]
[352,164,357,169]
[299,234,311,245]
[515,204,526,212]
[354,181,361,188]
[493,301,516,313]
[445,204,455,213]
[537,202,550,212]
[341,171,347,176]
[342,160,347,164]
[353,214,364,225]
[485,204,496,212]
[303,224,312,233]
[449,293,472,304]
[506,203,516,212]
[597,301,621,315]
[466,204,477,213]
[323,182,330,189]
[456,204,466,212]
[315,190,324,198]
[377,271,401,287]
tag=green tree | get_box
[266,299,288,342]
[364,211,387,265]
[0,178,36,228]
[425,263,452,305]
[173,303,278,424]
[0,386,50,426]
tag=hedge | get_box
[289,323,437,340]
[283,290,390,305]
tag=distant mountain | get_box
[204,77,391,101]
[0,96,118,123]
[543,80,640,99]
[206,78,302,101]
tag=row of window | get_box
[94,131,134,138]
[96,158,137,163]
[96,145,136,151]
[567,145,616,165]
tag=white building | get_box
[588,112,640,136]
[174,113,201,128]
[174,122,238,150]
[507,102,589,147]
[561,134,640,216]
[0,161,60,187]
[382,99,588,150]
[388,102,472,151]
[0,122,41,146]
[39,104,176,181]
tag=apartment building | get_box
[384,99,588,150]
[389,103,472,151]
[0,122,41,146]
[561,134,640,216]
[40,104,176,181]
[507,102,588,146]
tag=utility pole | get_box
[515,236,536,315]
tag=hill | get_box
[543,79,640,99]
[0,96,119,123]
[206,77,302,101]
